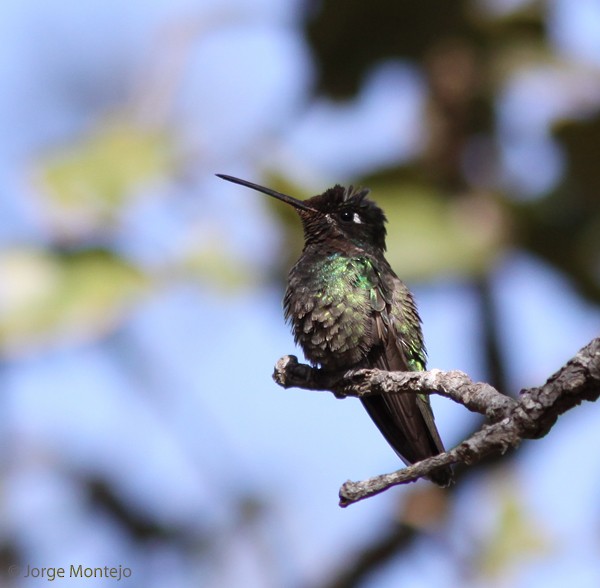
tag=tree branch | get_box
[272,338,600,507]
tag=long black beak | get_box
[216,174,315,212]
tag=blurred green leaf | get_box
[0,248,148,357]
[36,116,174,234]
[182,245,254,290]
[373,182,507,280]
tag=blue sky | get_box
[1,1,600,587]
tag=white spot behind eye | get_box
[353,212,362,224]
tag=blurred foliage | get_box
[13,1,598,363]
[476,479,550,580]
[3,0,600,587]
[517,114,600,302]
[371,183,507,279]
[36,116,173,239]
[305,0,481,97]
[182,242,254,290]
[0,248,147,358]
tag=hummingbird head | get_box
[217,174,388,252]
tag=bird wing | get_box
[360,270,453,485]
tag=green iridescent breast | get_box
[284,254,380,369]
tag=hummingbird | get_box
[217,174,453,487]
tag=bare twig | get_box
[272,338,600,506]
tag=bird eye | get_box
[339,211,362,224]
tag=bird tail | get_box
[360,394,454,487]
